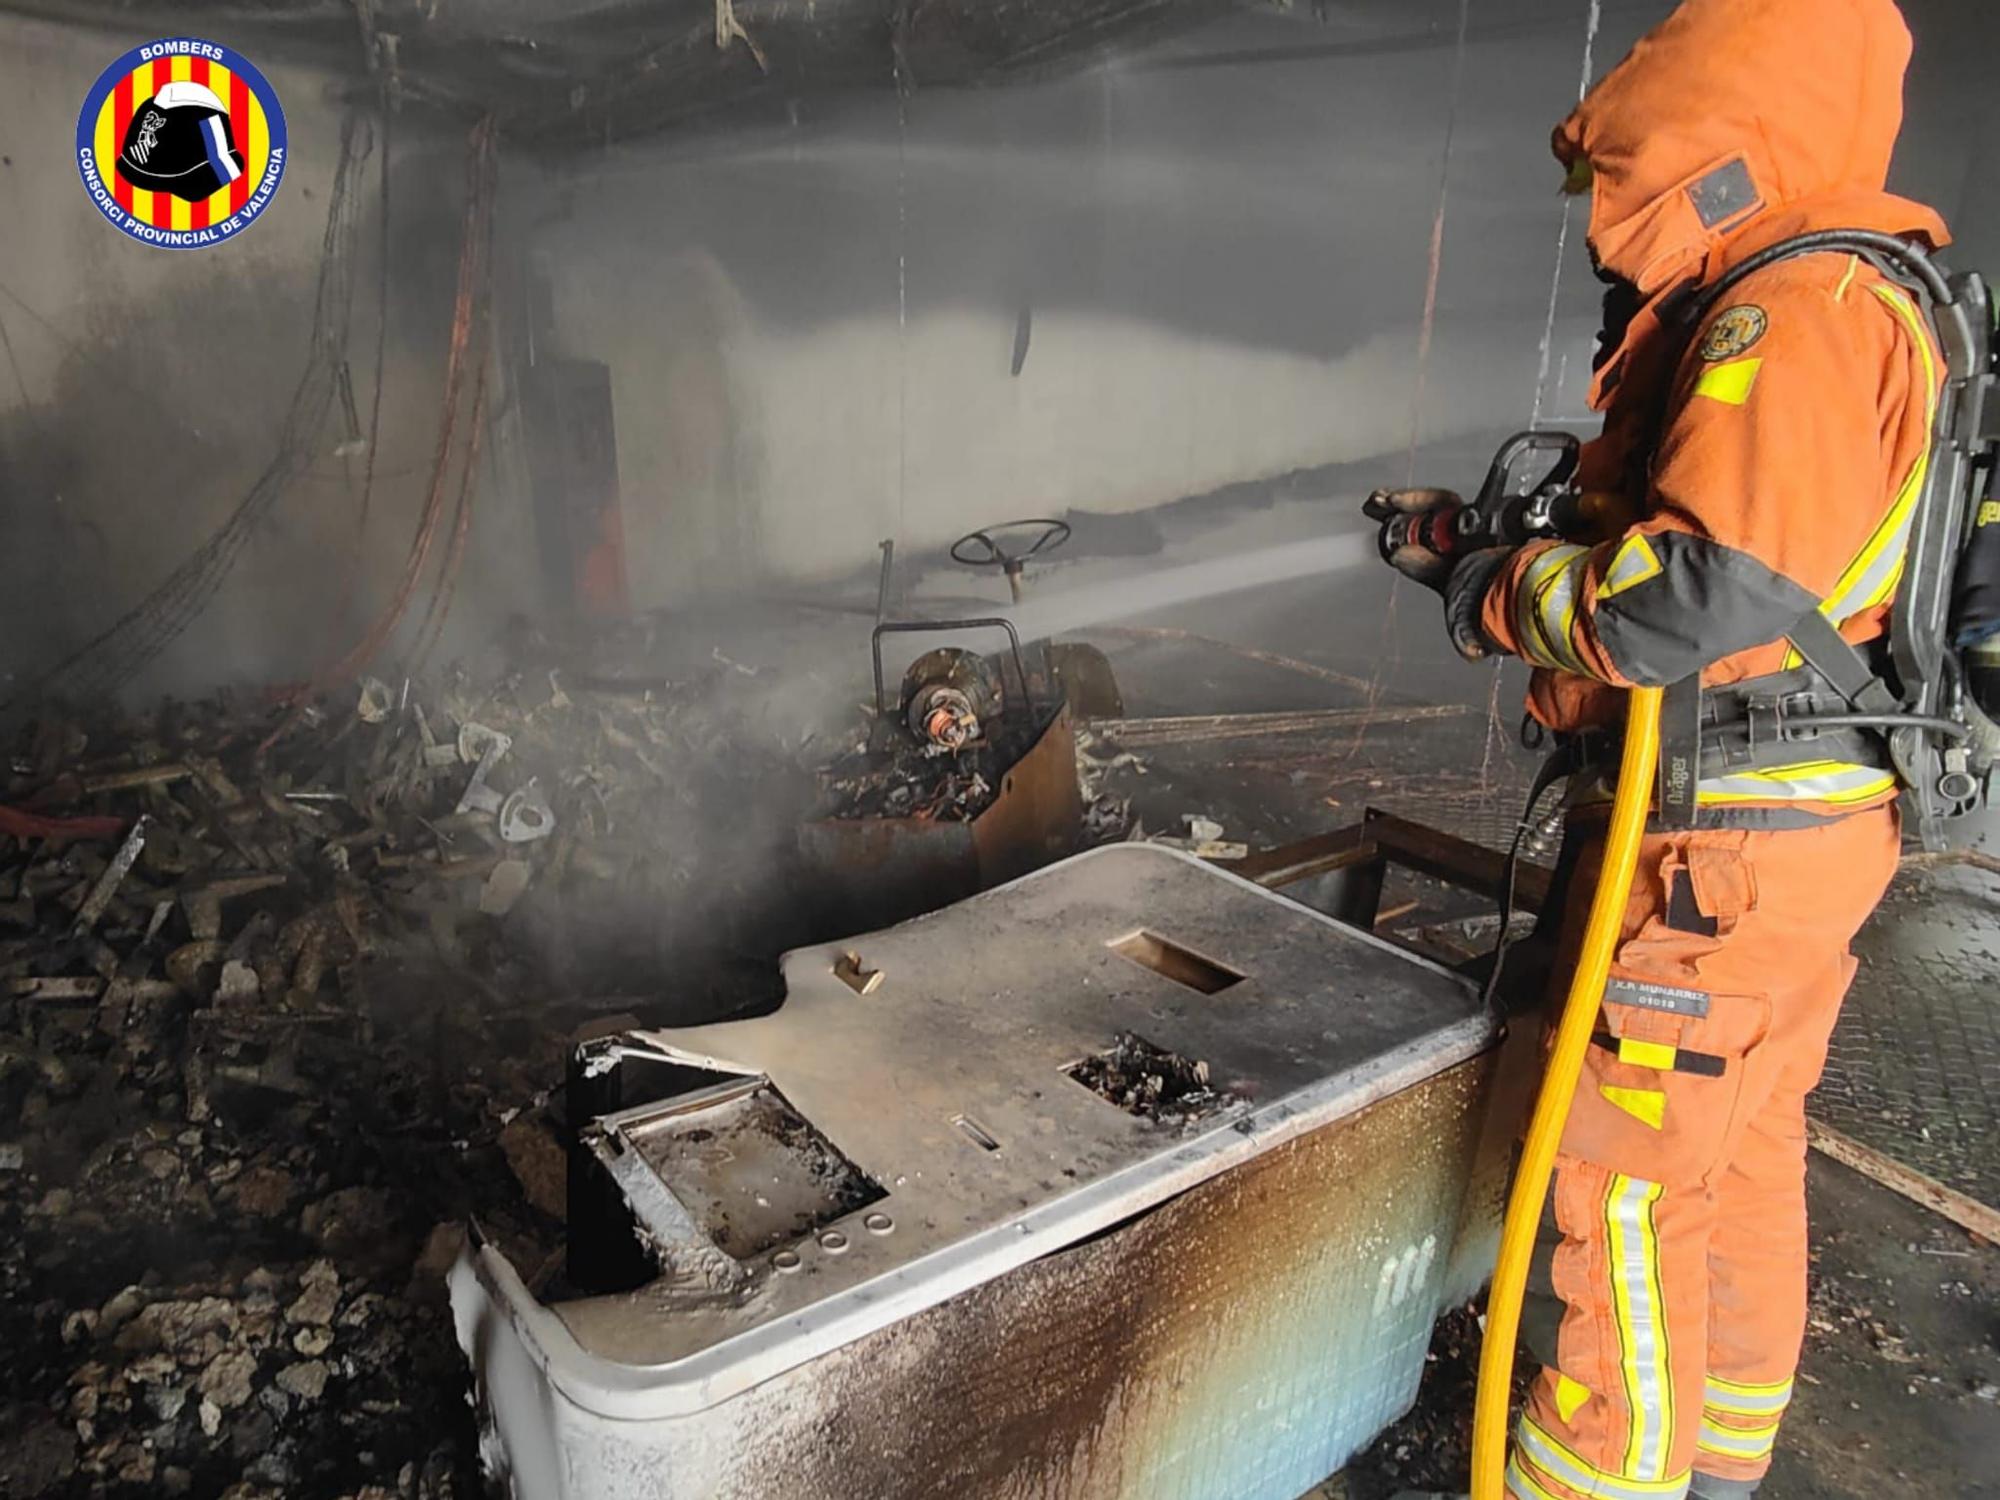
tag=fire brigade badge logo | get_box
[1700,304,1769,362]
[76,38,288,249]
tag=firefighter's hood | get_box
[1555,0,1949,294]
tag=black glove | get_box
[1440,547,1510,663]
[1363,488,1509,662]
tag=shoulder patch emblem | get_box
[1700,304,1768,362]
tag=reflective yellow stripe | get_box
[1704,1374,1795,1417]
[1515,1416,1693,1499]
[1818,285,1938,624]
[1698,760,1898,807]
[1874,283,1941,422]
[1697,1416,1782,1460]
[1617,1038,1680,1071]
[1556,1373,1595,1423]
[1834,254,1861,302]
[1818,451,1921,623]
[1600,533,1664,601]
[1518,543,1593,674]
[1508,1454,1568,1500]
[1777,280,1941,670]
[1538,551,1594,675]
[1607,1173,1675,1480]
[1514,547,1565,669]
[1601,1084,1667,1129]
[1693,357,1763,406]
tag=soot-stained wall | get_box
[0,14,539,703]
[524,0,1605,605]
[523,0,2000,606]
[2,0,1997,696]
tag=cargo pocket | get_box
[1557,837,1771,1189]
[1685,841,1757,936]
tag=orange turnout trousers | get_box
[1507,808,1901,1500]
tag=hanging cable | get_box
[298,114,498,699]
[408,331,494,671]
[325,100,397,650]
[4,111,371,715]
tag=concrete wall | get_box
[527,1,1604,605]
[0,14,540,702]
[3,0,1998,695]
[518,0,2000,607]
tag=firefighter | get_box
[1378,1,1948,1496]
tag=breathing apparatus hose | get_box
[1469,685,1664,1500]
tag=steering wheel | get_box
[950,519,1071,600]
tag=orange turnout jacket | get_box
[1478,0,1948,825]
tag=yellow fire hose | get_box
[1469,685,1664,1500]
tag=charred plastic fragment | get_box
[1065,1030,1238,1126]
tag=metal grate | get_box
[1331,713,1543,862]
[1811,860,2000,1208]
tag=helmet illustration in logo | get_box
[116,80,245,202]
[77,39,288,248]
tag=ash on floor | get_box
[0,637,836,1499]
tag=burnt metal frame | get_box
[871,618,1032,720]
[1234,808,1553,932]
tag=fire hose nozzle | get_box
[1366,430,1597,565]
[1364,491,1485,563]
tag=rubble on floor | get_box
[812,707,1027,824]
[0,651,822,1498]
[815,744,997,822]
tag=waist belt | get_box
[1657,610,1905,827]
[1690,668,1896,776]
[1558,614,1906,827]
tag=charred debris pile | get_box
[3,652,825,1022]
[0,651,832,1499]
[0,614,1154,1495]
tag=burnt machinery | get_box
[798,518,1120,928]
[452,829,1523,1500]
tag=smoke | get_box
[1001,533,1377,644]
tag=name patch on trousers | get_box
[1605,977,1711,1018]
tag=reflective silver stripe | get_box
[1517,1417,1692,1500]
[1516,544,1592,672]
[1601,533,1663,598]
[1698,762,1898,806]
[1529,547,1593,675]
[1704,1376,1794,1417]
[1507,1455,1562,1500]
[1697,1417,1780,1460]
[1608,1173,1673,1480]
[1816,498,1914,624]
